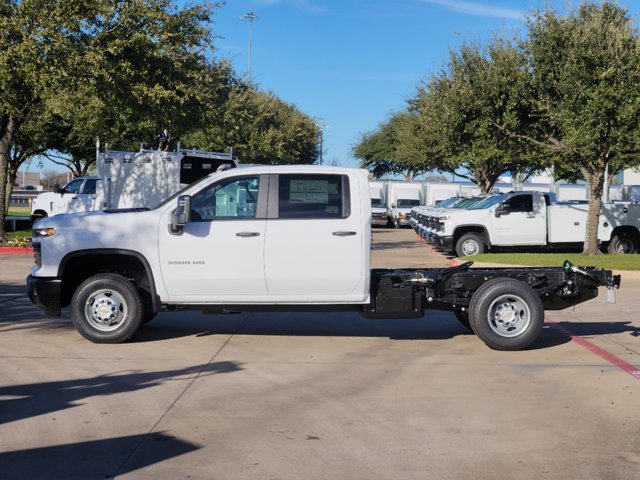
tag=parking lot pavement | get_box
[1,230,639,480]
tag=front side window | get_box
[64,179,83,194]
[279,174,348,219]
[191,176,259,221]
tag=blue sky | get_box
[209,0,638,169]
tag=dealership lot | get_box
[1,228,639,480]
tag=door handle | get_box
[332,231,357,236]
[236,232,260,237]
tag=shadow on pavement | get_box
[0,432,199,480]
[0,361,242,425]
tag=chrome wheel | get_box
[84,289,128,332]
[461,238,480,256]
[486,294,531,338]
[614,238,634,254]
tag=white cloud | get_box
[254,0,325,15]
[420,0,525,20]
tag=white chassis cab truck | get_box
[369,181,388,227]
[387,182,422,228]
[27,166,620,351]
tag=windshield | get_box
[371,198,384,208]
[468,194,507,210]
[397,199,420,208]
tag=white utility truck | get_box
[387,182,422,228]
[369,181,388,227]
[412,191,640,256]
[28,166,620,351]
[31,146,236,221]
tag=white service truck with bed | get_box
[413,191,640,257]
[31,146,237,221]
[27,166,620,351]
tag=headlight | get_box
[33,227,56,237]
[437,216,450,221]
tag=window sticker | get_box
[289,180,329,203]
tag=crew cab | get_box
[28,166,620,351]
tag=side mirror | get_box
[170,195,192,235]
[392,202,397,208]
[54,184,62,194]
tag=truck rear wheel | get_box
[469,278,543,351]
[71,273,143,343]
[455,233,484,257]
[607,233,639,254]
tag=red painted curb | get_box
[547,321,640,381]
[450,258,460,266]
[0,247,33,255]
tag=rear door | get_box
[264,173,367,302]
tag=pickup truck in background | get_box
[387,182,422,228]
[411,191,640,256]
[27,166,620,351]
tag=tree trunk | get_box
[0,114,20,241]
[582,167,605,256]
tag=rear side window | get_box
[278,174,349,219]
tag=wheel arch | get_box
[453,226,490,248]
[58,249,160,312]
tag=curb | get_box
[0,247,33,255]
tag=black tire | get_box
[607,233,639,254]
[71,273,143,343]
[455,233,485,257]
[469,278,544,351]
[31,211,47,226]
[454,310,471,331]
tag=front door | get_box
[490,193,546,246]
[158,174,268,300]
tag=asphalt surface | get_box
[0,228,639,479]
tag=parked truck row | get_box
[410,191,640,256]
[28,165,620,351]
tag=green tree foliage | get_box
[183,86,320,165]
[354,111,439,180]
[521,1,640,255]
[413,37,551,194]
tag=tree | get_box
[183,86,320,165]
[0,0,221,238]
[521,1,640,255]
[354,111,440,180]
[413,37,551,194]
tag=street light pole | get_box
[240,12,258,83]
[318,124,330,165]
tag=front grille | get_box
[33,243,41,268]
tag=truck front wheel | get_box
[455,233,485,257]
[469,278,544,351]
[71,273,143,343]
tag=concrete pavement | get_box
[0,229,638,479]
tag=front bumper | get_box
[433,235,454,252]
[27,275,63,316]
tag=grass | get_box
[7,206,31,216]
[461,252,640,271]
